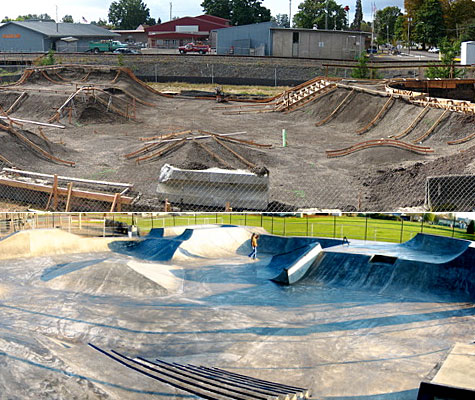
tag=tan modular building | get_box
[271,28,371,60]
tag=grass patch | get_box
[148,82,289,97]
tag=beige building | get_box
[271,28,371,60]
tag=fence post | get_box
[283,217,286,236]
[452,215,456,237]
[364,214,368,241]
[271,215,274,234]
[306,214,309,236]
[244,213,247,226]
[421,219,424,233]
[260,213,263,228]
[216,213,218,224]
[333,215,336,238]
[151,214,154,229]
[400,218,404,243]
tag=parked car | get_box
[366,46,378,54]
[178,43,210,54]
[428,47,439,53]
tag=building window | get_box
[293,32,299,44]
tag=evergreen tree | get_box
[351,0,363,30]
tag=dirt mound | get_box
[361,145,475,210]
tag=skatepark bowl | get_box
[0,225,474,399]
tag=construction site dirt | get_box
[0,65,474,212]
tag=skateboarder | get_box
[248,233,259,259]
[342,236,350,246]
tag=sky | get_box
[1,0,405,25]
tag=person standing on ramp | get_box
[248,233,259,260]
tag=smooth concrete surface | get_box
[0,229,130,260]
[0,226,474,399]
[431,343,475,390]
[326,234,473,264]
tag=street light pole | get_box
[407,17,412,55]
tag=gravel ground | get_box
[0,67,474,211]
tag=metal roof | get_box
[2,21,118,38]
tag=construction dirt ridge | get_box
[0,65,474,212]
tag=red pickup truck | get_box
[178,43,210,54]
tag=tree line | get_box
[2,0,473,47]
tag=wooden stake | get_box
[110,193,120,212]
[212,137,256,168]
[65,182,74,212]
[52,174,59,211]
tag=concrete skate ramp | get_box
[305,234,475,299]
[0,229,128,260]
[270,242,324,285]
[41,258,170,298]
[109,226,260,262]
[332,233,473,264]
[110,226,340,284]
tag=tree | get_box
[394,15,406,40]
[201,0,232,20]
[360,21,372,32]
[460,22,475,41]
[91,18,115,29]
[2,14,53,22]
[404,0,424,19]
[294,0,348,30]
[351,0,363,30]
[441,0,475,39]
[426,38,463,78]
[62,15,74,23]
[414,0,445,48]
[108,0,155,29]
[374,6,402,44]
[230,0,271,25]
[273,13,290,28]
[201,0,271,25]
[467,220,474,235]
[351,52,370,78]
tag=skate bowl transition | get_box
[0,225,474,399]
[109,225,475,298]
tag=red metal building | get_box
[145,15,230,49]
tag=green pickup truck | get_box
[88,40,128,53]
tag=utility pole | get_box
[289,0,292,28]
[169,2,172,21]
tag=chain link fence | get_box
[1,212,473,243]
[0,165,474,213]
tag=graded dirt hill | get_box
[0,66,474,211]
